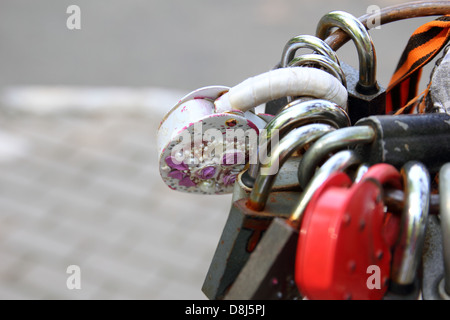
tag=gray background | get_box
[0,0,437,90]
[0,0,442,299]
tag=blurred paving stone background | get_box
[0,0,441,299]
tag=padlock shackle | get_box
[354,163,370,183]
[298,126,375,189]
[245,99,350,184]
[214,67,348,114]
[325,1,450,52]
[288,53,347,88]
[383,188,440,216]
[439,163,450,296]
[290,150,361,227]
[391,161,430,289]
[281,34,340,68]
[247,124,335,211]
[316,11,378,93]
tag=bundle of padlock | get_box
[157,1,450,300]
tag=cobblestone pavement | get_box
[0,103,233,299]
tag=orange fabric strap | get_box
[386,15,450,114]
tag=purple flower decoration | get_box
[168,170,187,180]
[178,176,197,187]
[165,155,196,187]
[165,156,188,171]
[199,166,216,180]
[223,173,237,186]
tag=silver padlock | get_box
[224,149,362,300]
[316,10,385,124]
[288,53,347,89]
[202,122,335,300]
[422,163,450,300]
[439,163,450,299]
[386,161,430,299]
[280,34,340,68]
[266,35,342,115]
[242,98,350,189]
[298,125,375,189]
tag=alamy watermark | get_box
[366,265,382,290]
[66,265,81,290]
[170,122,280,175]
[66,5,81,30]
[366,5,381,30]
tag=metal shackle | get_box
[245,99,351,184]
[316,10,378,94]
[247,123,336,211]
[280,34,340,68]
[297,125,375,189]
[289,149,361,228]
[439,163,450,298]
[391,161,430,291]
[288,53,347,88]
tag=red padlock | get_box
[295,163,402,300]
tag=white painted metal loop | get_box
[214,67,348,114]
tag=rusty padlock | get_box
[316,10,385,124]
[202,123,335,300]
[223,150,361,300]
[295,163,403,300]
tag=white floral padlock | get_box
[157,86,270,194]
[157,67,348,194]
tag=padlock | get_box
[295,163,403,300]
[421,162,450,300]
[214,61,348,115]
[202,123,335,300]
[157,85,270,194]
[316,10,386,124]
[385,161,430,299]
[159,65,347,195]
[298,112,450,189]
[284,52,346,104]
[439,163,450,299]
[241,98,350,189]
[266,35,341,115]
[355,113,450,175]
[223,150,361,300]
[288,53,346,89]
[280,34,340,69]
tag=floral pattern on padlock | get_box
[157,86,270,194]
